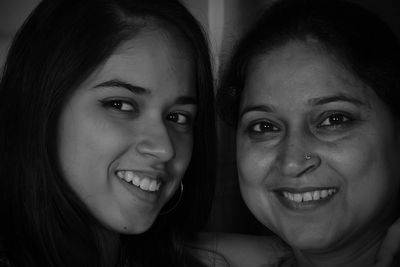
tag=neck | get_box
[291,197,400,267]
[292,233,383,267]
[95,226,121,266]
[292,213,397,267]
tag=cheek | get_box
[236,139,277,224]
[328,135,399,219]
[58,108,127,191]
[237,139,271,185]
[238,164,277,233]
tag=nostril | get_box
[296,155,321,177]
[278,151,321,178]
[136,138,175,161]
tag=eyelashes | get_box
[246,120,281,135]
[99,98,194,128]
[101,99,136,113]
[244,111,357,138]
[166,113,192,126]
[316,111,355,130]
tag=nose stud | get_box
[305,154,312,160]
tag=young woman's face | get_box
[58,28,196,234]
[237,41,400,251]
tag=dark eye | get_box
[318,113,352,128]
[102,100,135,112]
[166,113,190,125]
[248,121,280,134]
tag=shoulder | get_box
[0,243,13,267]
[191,232,291,267]
[0,250,13,267]
[0,257,13,267]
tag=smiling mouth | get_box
[116,170,162,192]
[274,187,338,210]
[280,188,337,203]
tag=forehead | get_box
[116,24,193,61]
[89,26,195,97]
[242,41,371,107]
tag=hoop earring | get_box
[160,182,183,215]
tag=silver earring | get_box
[160,181,183,215]
[305,154,312,160]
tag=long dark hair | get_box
[217,0,400,126]
[0,0,215,266]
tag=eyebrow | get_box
[94,79,150,95]
[239,104,275,119]
[93,78,196,105]
[239,92,368,119]
[308,93,367,107]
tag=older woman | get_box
[216,0,400,266]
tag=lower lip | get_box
[117,176,161,204]
[275,191,337,211]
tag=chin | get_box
[129,218,159,234]
[282,227,336,251]
[289,238,329,251]
[106,213,159,235]
[121,225,151,235]
[115,222,153,235]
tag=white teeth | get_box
[303,192,312,201]
[116,171,125,179]
[294,194,302,202]
[313,190,320,200]
[149,180,157,192]
[132,175,140,187]
[282,189,337,202]
[116,171,162,192]
[139,178,150,190]
[125,171,133,182]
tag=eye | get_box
[318,112,353,129]
[248,120,280,134]
[101,99,135,112]
[166,112,191,125]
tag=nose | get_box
[276,131,321,178]
[136,121,175,163]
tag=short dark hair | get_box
[217,0,400,127]
[0,0,215,266]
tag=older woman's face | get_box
[237,41,400,251]
[58,28,196,234]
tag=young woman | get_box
[216,0,400,266]
[0,0,215,266]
